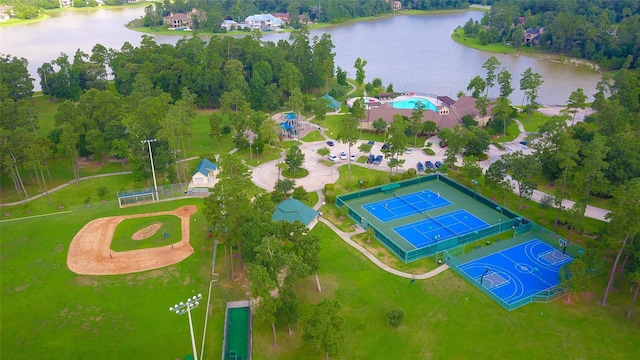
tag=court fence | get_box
[443,223,584,311]
[336,174,526,263]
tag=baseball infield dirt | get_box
[67,205,197,275]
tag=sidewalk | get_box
[317,217,449,279]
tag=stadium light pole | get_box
[170,293,203,360]
[142,139,159,201]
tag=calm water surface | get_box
[0,8,601,104]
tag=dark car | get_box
[434,161,442,168]
[366,154,375,164]
[519,140,527,145]
[373,155,383,165]
[327,141,334,146]
[417,162,425,172]
[367,140,375,145]
[426,161,434,169]
[381,143,389,150]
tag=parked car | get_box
[381,143,389,150]
[327,140,334,146]
[373,155,383,165]
[339,151,347,160]
[327,154,338,162]
[406,148,413,154]
[350,153,357,161]
[519,140,527,145]
[366,154,375,164]
[426,161,434,169]
[417,161,425,172]
[434,160,442,168]
[367,140,375,145]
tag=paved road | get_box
[252,107,610,221]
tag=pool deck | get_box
[346,93,440,108]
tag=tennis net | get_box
[425,212,458,236]
[393,192,424,214]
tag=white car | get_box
[339,151,347,160]
[350,153,357,161]
[327,154,338,162]
[406,148,413,154]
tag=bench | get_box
[381,183,400,194]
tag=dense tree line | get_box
[461,0,640,70]
[3,30,335,194]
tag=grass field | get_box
[2,191,639,359]
[250,222,640,359]
[0,199,230,360]
[111,215,181,251]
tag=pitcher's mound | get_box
[67,206,197,275]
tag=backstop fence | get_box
[117,182,189,207]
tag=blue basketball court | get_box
[393,209,489,248]
[362,190,451,222]
[458,239,573,305]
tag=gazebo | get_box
[272,198,319,227]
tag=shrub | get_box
[96,186,109,199]
[492,141,505,150]
[324,192,336,204]
[423,148,435,155]
[440,163,450,173]
[325,183,335,191]
[405,168,417,178]
[426,141,432,147]
[539,194,555,210]
[387,309,405,328]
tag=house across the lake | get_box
[244,14,285,30]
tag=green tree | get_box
[485,158,513,206]
[497,68,514,98]
[502,151,540,210]
[275,178,296,197]
[203,154,253,280]
[519,67,544,122]
[284,145,305,173]
[209,112,224,152]
[601,179,640,306]
[336,114,359,183]
[559,259,589,303]
[410,100,426,146]
[248,264,282,349]
[302,298,346,360]
[372,118,387,134]
[354,57,367,86]
[439,126,467,169]
[481,56,501,97]
[466,75,486,98]
[291,186,309,202]
[387,114,409,174]
[565,88,587,125]
[460,155,483,184]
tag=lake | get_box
[0,7,602,105]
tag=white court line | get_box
[0,210,71,223]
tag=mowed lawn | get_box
[2,201,639,359]
[252,223,640,359]
[0,199,228,360]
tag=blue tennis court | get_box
[458,239,573,305]
[362,190,451,222]
[393,209,489,248]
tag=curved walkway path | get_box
[1,171,132,207]
[317,216,449,279]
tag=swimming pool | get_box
[390,97,437,111]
